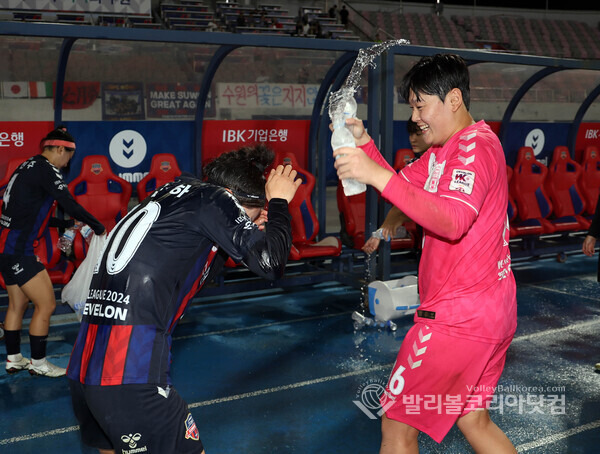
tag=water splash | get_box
[329,39,410,333]
[328,39,410,121]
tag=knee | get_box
[33,298,57,315]
[457,408,491,434]
[381,415,419,451]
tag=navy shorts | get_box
[69,380,204,453]
[0,254,45,287]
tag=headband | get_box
[41,139,76,150]
[232,189,265,204]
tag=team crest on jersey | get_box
[160,161,171,172]
[184,413,200,441]
[449,169,475,195]
[91,163,103,175]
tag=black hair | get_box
[203,144,274,208]
[406,116,421,134]
[400,54,470,111]
[40,124,76,151]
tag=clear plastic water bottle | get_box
[331,97,367,196]
[57,225,79,254]
[80,224,93,244]
[371,226,408,241]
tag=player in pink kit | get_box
[334,54,517,453]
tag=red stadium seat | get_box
[0,157,28,196]
[0,157,29,219]
[68,155,131,234]
[393,148,415,172]
[271,151,341,260]
[336,181,415,251]
[509,147,555,236]
[544,146,590,231]
[506,165,518,238]
[0,225,75,289]
[579,145,600,217]
[136,153,182,201]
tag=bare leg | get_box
[4,284,30,333]
[98,450,115,454]
[457,409,516,454]
[20,269,56,337]
[380,414,419,454]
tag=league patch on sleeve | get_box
[449,169,475,195]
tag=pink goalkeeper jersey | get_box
[361,121,516,343]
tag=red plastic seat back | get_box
[136,153,182,201]
[393,149,415,172]
[580,145,600,215]
[271,151,318,244]
[336,181,366,248]
[545,146,584,217]
[0,157,28,194]
[0,157,28,217]
[510,147,552,220]
[506,165,517,222]
[68,155,132,232]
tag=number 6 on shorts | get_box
[388,365,406,396]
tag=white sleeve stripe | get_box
[400,170,411,183]
[440,194,479,215]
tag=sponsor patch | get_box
[184,413,199,441]
[449,169,475,195]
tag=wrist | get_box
[356,132,371,147]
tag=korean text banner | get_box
[201,120,311,168]
[217,83,319,110]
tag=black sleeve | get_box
[48,217,75,229]
[201,192,292,282]
[589,196,600,238]
[240,198,292,281]
[40,163,105,234]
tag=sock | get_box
[29,334,48,361]
[4,330,21,356]
[32,358,46,367]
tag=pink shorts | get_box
[381,322,513,443]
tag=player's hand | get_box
[582,235,597,256]
[362,236,381,255]
[328,117,371,147]
[265,164,302,203]
[254,209,268,231]
[333,146,394,192]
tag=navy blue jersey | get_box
[68,175,292,386]
[0,155,104,255]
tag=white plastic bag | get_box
[61,233,107,321]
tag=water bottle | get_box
[331,97,367,196]
[80,225,93,244]
[371,226,408,241]
[57,226,79,254]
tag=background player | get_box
[361,117,430,255]
[0,126,105,378]
[334,54,517,453]
[67,145,301,454]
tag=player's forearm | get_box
[243,199,292,280]
[382,175,476,241]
